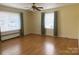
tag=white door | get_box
[44,13,54,36]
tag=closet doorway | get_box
[44,13,54,36]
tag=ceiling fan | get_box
[25,3,43,11]
[31,3,43,11]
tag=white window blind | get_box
[45,13,54,29]
[0,11,21,35]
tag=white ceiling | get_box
[0,3,73,10]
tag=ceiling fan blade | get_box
[34,7,41,11]
[32,5,41,11]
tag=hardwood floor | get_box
[0,34,79,55]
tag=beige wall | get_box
[23,11,30,35]
[28,4,79,39]
[27,11,41,34]
[57,4,79,39]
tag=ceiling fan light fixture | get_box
[29,8,38,13]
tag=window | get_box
[0,11,21,35]
[44,13,54,29]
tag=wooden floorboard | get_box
[0,34,79,55]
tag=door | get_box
[44,13,54,36]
